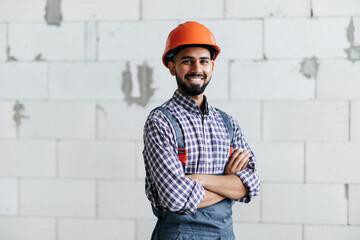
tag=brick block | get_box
[205,60,229,101]
[306,142,360,183]
[0,140,56,177]
[263,101,349,141]
[0,102,16,138]
[351,101,360,141]
[312,0,360,16]
[98,21,176,61]
[349,185,360,224]
[211,101,261,141]
[0,24,6,61]
[58,219,135,240]
[136,140,145,180]
[20,102,95,139]
[265,18,348,59]
[0,179,18,216]
[98,180,153,219]
[252,142,304,182]
[262,183,347,224]
[62,0,139,20]
[0,217,56,240]
[0,0,45,21]
[232,195,260,222]
[49,62,126,100]
[226,0,310,18]
[85,22,97,61]
[97,101,159,141]
[230,60,315,100]
[20,179,95,217]
[9,23,85,61]
[136,220,157,240]
[305,225,360,240]
[234,223,302,240]
[0,63,47,99]
[59,141,136,179]
[201,20,263,60]
[143,0,222,20]
[317,60,360,100]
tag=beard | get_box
[176,73,211,96]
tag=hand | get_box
[224,148,251,175]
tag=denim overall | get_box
[151,198,235,240]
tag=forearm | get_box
[192,174,249,200]
[198,189,225,208]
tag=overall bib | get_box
[151,198,235,240]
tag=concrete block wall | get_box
[1,0,360,239]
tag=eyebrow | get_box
[180,56,211,60]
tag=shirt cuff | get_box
[234,168,260,203]
[180,181,205,214]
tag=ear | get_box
[168,61,176,76]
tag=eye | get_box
[200,59,210,64]
[182,59,192,64]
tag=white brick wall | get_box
[349,185,360,225]
[0,24,6,61]
[9,23,85,61]
[263,101,349,141]
[306,142,360,183]
[143,0,223,20]
[48,62,125,100]
[98,21,176,61]
[262,183,347,224]
[226,0,310,18]
[0,102,16,138]
[265,18,349,59]
[312,0,360,16]
[62,0,139,21]
[305,225,360,240]
[234,223,303,240]
[0,217,56,240]
[0,0,45,22]
[351,101,360,141]
[253,142,304,182]
[0,179,18,216]
[0,63,47,99]
[58,219,135,240]
[230,60,315,100]
[202,20,263,60]
[20,179,95,217]
[1,1,360,239]
[317,60,360,100]
[98,180,153,219]
[0,140,56,177]
[58,141,136,179]
[20,102,96,139]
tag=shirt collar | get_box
[172,90,210,115]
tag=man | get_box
[143,21,260,240]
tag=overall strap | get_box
[215,108,234,156]
[154,106,187,166]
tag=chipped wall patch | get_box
[7,47,18,61]
[300,57,318,79]
[122,61,155,107]
[13,101,29,128]
[44,0,62,26]
[345,18,360,62]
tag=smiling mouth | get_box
[185,74,205,84]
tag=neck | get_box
[178,89,206,113]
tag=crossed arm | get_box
[187,148,251,208]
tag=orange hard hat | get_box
[162,21,221,68]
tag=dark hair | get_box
[166,44,217,64]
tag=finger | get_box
[234,151,251,171]
[228,148,242,165]
[240,159,250,171]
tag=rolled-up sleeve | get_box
[143,111,205,214]
[231,118,260,203]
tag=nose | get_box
[191,61,202,74]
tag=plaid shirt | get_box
[143,91,260,214]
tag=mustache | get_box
[185,73,206,78]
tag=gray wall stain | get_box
[44,0,62,26]
[300,57,318,79]
[344,18,360,62]
[13,101,29,128]
[34,53,46,61]
[7,47,18,61]
[96,104,107,118]
[122,61,155,107]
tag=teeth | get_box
[188,78,202,82]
